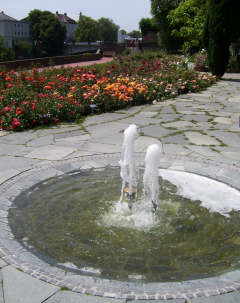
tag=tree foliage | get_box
[120,29,127,35]
[75,14,101,43]
[139,18,158,36]
[17,40,35,59]
[167,0,207,52]
[128,30,142,38]
[203,0,240,78]
[26,9,66,57]
[150,0,183,51]
[0,36,15,62]
[98,17,119,42]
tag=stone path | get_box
[0,69,240,302]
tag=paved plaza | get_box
[0,62,240,302]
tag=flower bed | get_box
[0,53,216,131]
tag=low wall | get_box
[0,53,102,70]
[99,42,125,55]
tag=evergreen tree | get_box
[203,0,240,78]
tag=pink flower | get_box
[57,103,62,108]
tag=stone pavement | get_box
[0,70,240,302]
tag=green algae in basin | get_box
[9,167,240,282]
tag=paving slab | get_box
[78,142,122,153]
[83,113,129,126]
[162,143,190,155]
[182,114,210,122]
[205,131,240,147]
[44,291,126,303]
[26,135,55,147]
[0,144,23,156]
[2,265,59,303]
[37,126,82,136]
[185,132,221,146]
[55,134,92,143]
[161,134,190,145]
[0,156,39,170]
[85,122,130,138]
[184,145,221,157]
[0,168,20,183]
[162,121,195,128]
[1,131,38,144]
[213,117,233,124]
[0,259,7,268]
[0,271,3,303]
[120,116,161,126]
[188,291,240,303]
[141,125,174,138]
[24,145,77,160]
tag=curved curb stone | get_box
[1,153,240,301]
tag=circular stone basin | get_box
[8,163,240,283]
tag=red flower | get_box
[57,103,62,108]
[16,109,24,115]
[12,118,21,129]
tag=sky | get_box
[2,0,152,33]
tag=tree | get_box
[139,18,158,36]
[17,40,35,59]
[75,13,101,43]
[0,36,15,62]
[98,17,119,42]
[150,0,183,51]
[26,9,66,57]
[167,0,207,52]
[128,30,142,38]
[203,0,240,78]
[120,29,127,35]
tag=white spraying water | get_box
[159,169,240,217]
[143,144,162,211]
[119,124,139,198]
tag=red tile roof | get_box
[55,12,76,24]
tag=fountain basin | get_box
[1,153,240,300]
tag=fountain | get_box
[3,124,240,298]
[143,144,162,213]
[119,124,139,209]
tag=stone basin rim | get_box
[1,152,240,300]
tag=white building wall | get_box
[0,19,31,47]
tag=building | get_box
[0,11,31,47]
[55,11,77,42]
